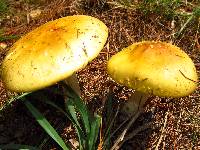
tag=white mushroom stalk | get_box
[122,91,149,115]
[1,15,108,94]
[63,72,81,97]
[107,41,198,115]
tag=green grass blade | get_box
[31,90,85,149]
[0,35,20,41]
[44,99,84,136]
[65,99,82,130]
[65,98,85,149]
[33,95,85,150]
[88,115,101,150]
[23,99,70,150]
[0,92,31,111]
[62,83,91,134]
[104,95,118,137]
[72,96,90,134]
[43,99,72,121]
[0,0,7,13]
[102,94,120,149]
[102,94,115,148]
[0,144,39,150]
[193,7,200,17]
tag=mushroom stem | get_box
[63,72,81,97]
[122,91,149,116]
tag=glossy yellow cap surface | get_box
[1,15,108,92]
[107,41,198,97]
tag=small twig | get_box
[110,110,141,150]
[175,15,193,38]
[118,123,152,148]
[155,112,169,150]
[170,18,175,43]
[179,70,197,83]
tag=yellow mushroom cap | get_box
[1,15,108,92]
[107,41,198,97]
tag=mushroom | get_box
[107,41,198,115]
[1,15,108,94]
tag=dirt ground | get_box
[0,0,199,149]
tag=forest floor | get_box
[0,0,199,149]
